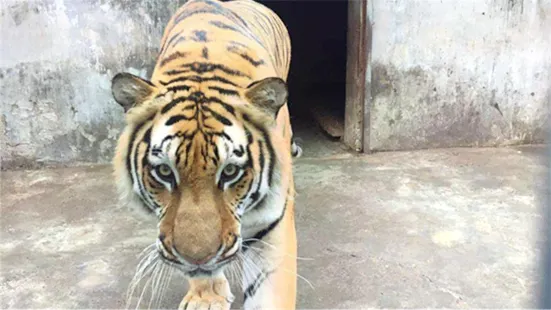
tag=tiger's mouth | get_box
[156,237,242,277]
[162,255,238,278]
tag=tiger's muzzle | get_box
[156,183,242,276]
[156,232,241,276]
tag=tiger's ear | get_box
[111,72,157,112]
[244,77,288,118]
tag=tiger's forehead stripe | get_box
[164,62,252,79]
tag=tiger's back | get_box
[155,0,291,81]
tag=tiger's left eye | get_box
[219,164,243,190]
[222,164,239,178]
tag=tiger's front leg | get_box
[179,274,234,310]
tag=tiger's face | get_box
[111,72,288,277]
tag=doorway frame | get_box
[344,0,371,153]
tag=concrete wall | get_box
[1,0,185,169]
[369,0,551,151]
[2,0,550,168]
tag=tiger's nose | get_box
[157,234,217,265]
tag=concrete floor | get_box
[1,122,548,309]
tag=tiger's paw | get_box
[179,276,234,310]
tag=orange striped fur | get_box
[110,0,300,309]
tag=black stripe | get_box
[161,75,240,88]
[166,0,248,47]
[166,85,191,93]
[161,92,207,114]
[171,1,245,32]
[160,51,189,67]
[143,127,152,144]
[238,53,265,67]
[222,132,232,142]
[209,20,240,32]
[210,97,236,114]
[211,139,220,163]
[134,127,160,212]
[176,62,250,78]
[249,140,265,206]
[243,270,274,303]
[202,47,209,59]
[160,130,197,149]
[228,8,249,28]
[261,130,276,187]
[126,117,152,178]
[149,182,164,192]
[161,93,236,116]
[200,0,224,9]
[227,45,265,67]
[183,141,193,168]
[234,146,244,157]
[203,123,216,131]
[164,69,192,76]
[243,203,286,250]
[170,36,188,49]
[191,30,208,42]
[242,113,276,187]
[245,183,293,251]
[174,8,225,24]
[230,209,241,222]
[229,40,248,48]
[161,97,188,114]
[202,105,232,125]
[126,116,156,215]
[245,126,253,155]
[140,128,156,210]
[159,31,183,57]
[202,0,248,28]
[208,86,239,96]
[151,148,162,157]
[230,6,267,49]
[242,126,256,194]
[166,115,194,126]
[175,140,185,166]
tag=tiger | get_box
[110,0,302,309]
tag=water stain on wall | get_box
[369,62,546,151]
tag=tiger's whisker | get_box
[242,238,314,260]
[135,260,159,310]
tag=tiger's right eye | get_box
[153,164,175,187]
[158,164,172,177]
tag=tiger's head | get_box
[110,72,291,277]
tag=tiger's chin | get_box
[162,254,238,279]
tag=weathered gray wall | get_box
[1,0,185,168]
[369,0,551,151]
[2,0,550,167]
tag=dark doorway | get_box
[259,0,349,152]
